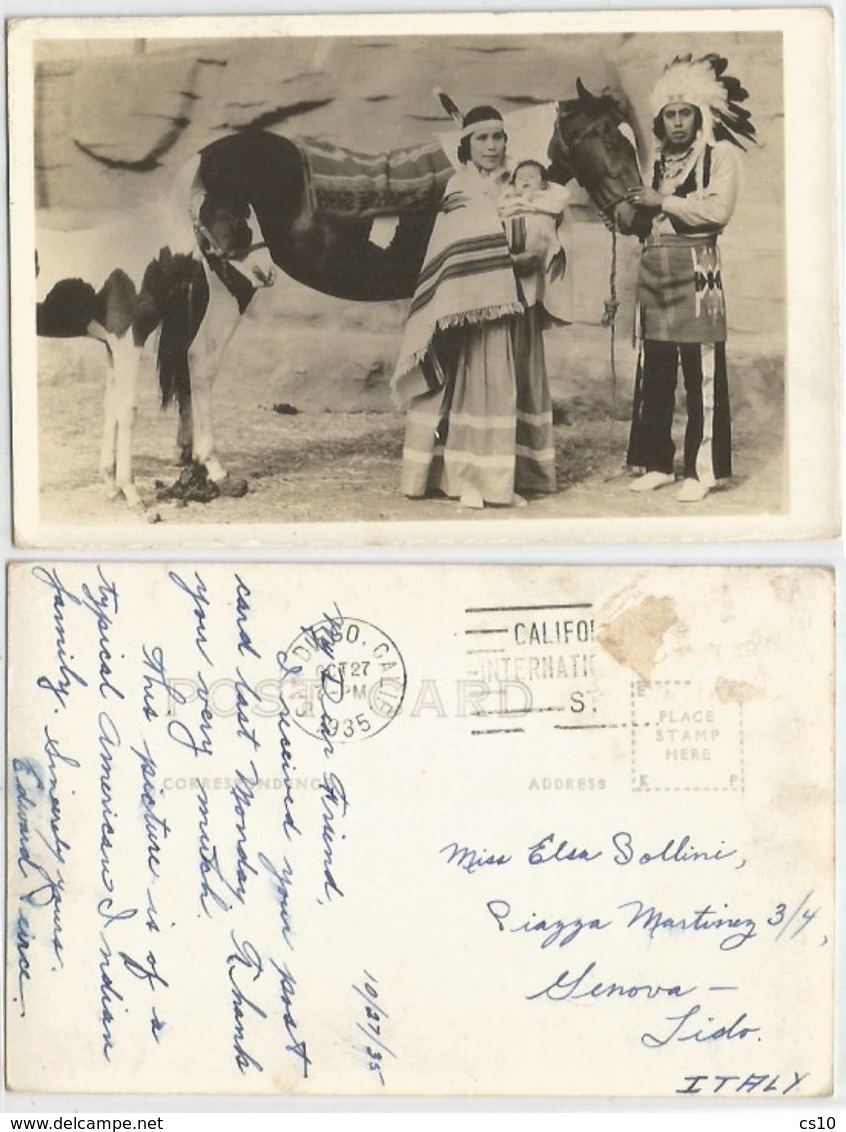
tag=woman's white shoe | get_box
[460,488,485,509]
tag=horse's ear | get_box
[576,77,597,103]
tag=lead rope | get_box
[601,217,619,420]
[600,217,630,482]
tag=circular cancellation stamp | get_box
[280,614,407,743]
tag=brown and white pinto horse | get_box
[37,254,169,515]
[161,81,644,499]
[35,182,276,511]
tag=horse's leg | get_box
[188,266,249,493]
[111,333,145,512]
[98,343,120,499]
[176,388,193,466]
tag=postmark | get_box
[462,601,745,795]
[463,601,599,737]
[282,616,406,744]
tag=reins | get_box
[601,218,619,420]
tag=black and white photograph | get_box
[9,10,837,545]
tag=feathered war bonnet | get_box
[650,53,757,150]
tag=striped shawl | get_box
[392,165,523,405]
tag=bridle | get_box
[193,216,268,264]
[552,103,630,212]
[553,104,621,158]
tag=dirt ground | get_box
[30,29,786,532]
[37,322,784,528]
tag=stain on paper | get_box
[715,677,764,705]
[596,595,677,683]
[770,573,801,604]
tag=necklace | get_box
[660,144,695,173]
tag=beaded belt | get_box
[643,233,719,249]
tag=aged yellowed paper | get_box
[6,563,834,1095]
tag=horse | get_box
[35,197,276,513]
[154,79,645,501]
[554,78,650,240]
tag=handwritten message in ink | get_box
[6,563,833,1097]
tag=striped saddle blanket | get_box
[296,136,454,219]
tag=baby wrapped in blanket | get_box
[499,160,574,324]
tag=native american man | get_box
[624,54,756,503]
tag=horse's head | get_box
[551,79,650,238]
[196,197,276,288]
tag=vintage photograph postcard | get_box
[6,562,834,1095]
[8,9,839,547]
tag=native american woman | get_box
[391,105,559,509]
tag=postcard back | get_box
[5,563,834,1096]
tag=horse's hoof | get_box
[217,474,248,498]
[146,509,163,524]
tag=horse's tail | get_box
[142,249,209,411]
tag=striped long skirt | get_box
[399,307,557,503]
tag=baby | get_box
[499,160,572,321]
